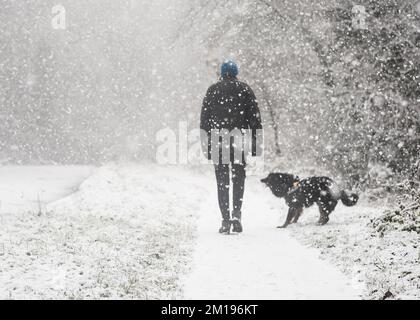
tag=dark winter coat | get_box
[200,77,263,164]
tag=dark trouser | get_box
[214,163,246,221]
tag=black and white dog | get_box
[261,173,359,228]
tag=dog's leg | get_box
[278,208,295,228]
[319,201,337,225]
[292,208,303,224]
[317,206,330,226]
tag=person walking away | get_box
[200,60,263,234]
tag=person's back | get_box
[201,78,260,132]
[200,60,263,234]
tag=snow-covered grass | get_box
[0,164,202,299]
[283,200,419,300]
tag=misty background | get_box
[1,0,419,190]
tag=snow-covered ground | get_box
[183,176,361,299]
[287,204,419,300]
[0,164,418,299]
[0,164,200,299]
[0,166,94,214]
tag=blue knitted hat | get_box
[221,60,238,78]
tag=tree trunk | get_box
[260,84,281,156]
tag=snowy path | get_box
[183,172,361,300]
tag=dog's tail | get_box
[340,190,359,207]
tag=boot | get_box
[219,220,231,234]
[231,217,243,233]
